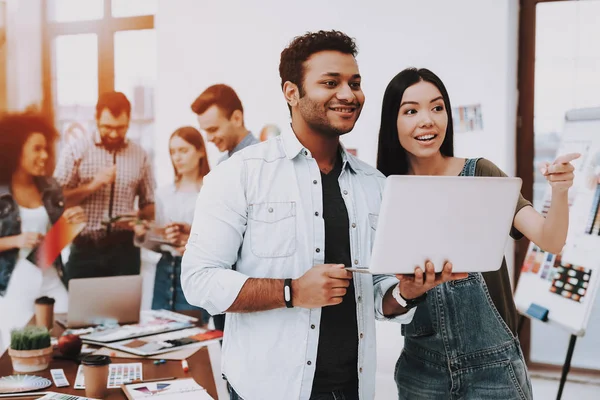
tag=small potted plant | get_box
[8,326,53,372]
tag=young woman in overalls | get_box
[376,68,578,400]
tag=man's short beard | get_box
[101,137,126,151]
[306,119,348,137]
[298,96,355,137]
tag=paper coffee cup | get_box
[34,296,55,331]
[82,355,111,399]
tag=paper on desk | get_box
[122,378,213,400]
[37,392,96,399]
[92,342,205,360]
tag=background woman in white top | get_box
[137,127,211,323]
[0,113,84,350]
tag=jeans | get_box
[152,253,210,324]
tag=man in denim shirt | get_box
[191,84,259,332]
[191,84,259,165]
[182,31,461,400]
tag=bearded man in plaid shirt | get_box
[54,92,155,282]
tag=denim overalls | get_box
[395,158,533,400]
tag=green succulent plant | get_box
[10,326,51,351]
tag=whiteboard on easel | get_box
[514,108,600,337]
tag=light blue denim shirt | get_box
[218,131,260,164]
[181,126,414,400]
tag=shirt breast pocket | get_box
[248,202,296,258]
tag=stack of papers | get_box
[122,378,213,400]
[98,327,223,356]
[80,310,197,344]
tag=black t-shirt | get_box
[312,154,359,393]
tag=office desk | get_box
[0,312,219,399]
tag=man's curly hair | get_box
[279,30,358,98]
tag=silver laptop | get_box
[348,175,522,274]
[58,275,143,328]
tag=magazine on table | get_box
[121,378,213,400]
[98,327,223,357]
[80,310,198,344]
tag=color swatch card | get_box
[27,214,85,269]
[550,264,592,303]
[122,378,213,400]
[74,363,143,389]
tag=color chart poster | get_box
[515,116,600,336]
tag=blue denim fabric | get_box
[151,253,210,324]
[0,177,66,296]
[395,159,533,400]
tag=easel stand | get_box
[518,304,579,400]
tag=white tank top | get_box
[17,206,50,260]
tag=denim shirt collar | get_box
[280,124,361,174]
[229,132,256,157]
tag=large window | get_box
[43,0,156,157]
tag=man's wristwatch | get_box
[284,278,293,308]
[392,284,427,310]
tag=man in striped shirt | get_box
[54,92,155,282]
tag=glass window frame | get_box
[42,0,154,120]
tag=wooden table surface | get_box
[0,312,218,399]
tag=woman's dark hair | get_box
[0,112,58,184]
[376,68,454,176]
[169,126,210,182]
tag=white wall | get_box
[155,1,520,396]
[155,0,520,268]
[155,0,519,182]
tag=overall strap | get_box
[461,158,481,177]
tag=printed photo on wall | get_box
[452,104,483,133]
[550,263,592,303]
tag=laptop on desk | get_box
[57,275,143,328]
[346,175,522,275]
